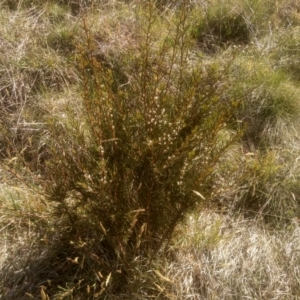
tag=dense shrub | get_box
[44,1,240,294]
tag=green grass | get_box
[1,0,300,299]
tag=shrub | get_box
[44,1,240,295]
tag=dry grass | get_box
[0,5,79,170]
[1,0,300,299]
[0,179,52,299]
[168,211,300,299]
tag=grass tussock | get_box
[1,0,300,299]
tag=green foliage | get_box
[44,1,240,294]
